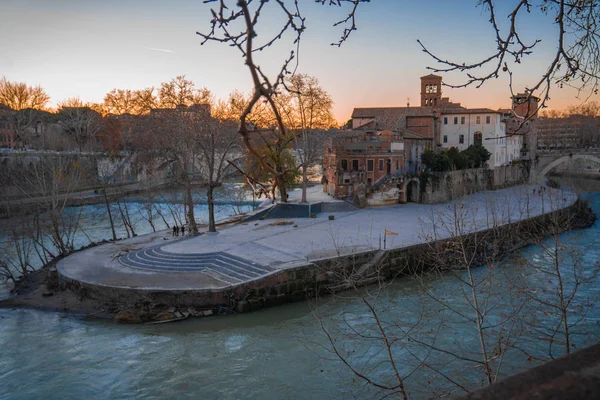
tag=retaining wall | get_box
[62,199,595,314]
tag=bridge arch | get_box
[536,154,600,182]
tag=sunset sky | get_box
[1,0,598,122]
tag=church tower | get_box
[420,74,442,107]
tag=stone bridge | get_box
[531,148,600,183]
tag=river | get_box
[0,190,599,399]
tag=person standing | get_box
[173,225,178,237]
[181,225,185,236]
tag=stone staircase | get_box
[119,244,273,284]
[326,250,387,292]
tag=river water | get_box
[0,191,599,399]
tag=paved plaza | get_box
[57,184,576,291]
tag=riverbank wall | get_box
[56,198,596,319]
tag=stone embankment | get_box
[57,197,595,322]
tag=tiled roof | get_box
[353,120,377,130]
[441,108,500,115]
[398,128,431,140]
[420,74,442,79]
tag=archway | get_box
[535,154,600,183]
[404,178,420,203]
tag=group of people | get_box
[172,225,186,237]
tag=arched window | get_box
[474,131,483,146]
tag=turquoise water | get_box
[0,193,598,399]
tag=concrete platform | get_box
[57,184,576,291]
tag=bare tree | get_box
[11,155,86,258]
[511,191,600,360]
[197,1,363,201]
[281,74,335,202]
[418,0,600,119]
[57,97,103,151]
[191,112,240,232]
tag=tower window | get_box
[453,117,458,125]
[460,116,465,124]
[443,117,448,125]
[476,116,481,124]
[486,115,491,124]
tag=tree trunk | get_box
[185,180,198,234]
[103,187,117,241]
[278,174,288,203]
[301,164,308,203]
[207,186,216,233]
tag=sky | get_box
[1,0,598,123]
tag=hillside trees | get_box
[0,77,51,146]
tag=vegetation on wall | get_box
[421,145,491,172]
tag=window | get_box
[460,116,465,124]
[443,135,448,143]
[474,132,482,146]
[443,117,448,125]
[459,135,464,144]
[486,115,491,124]
[378,159,384,171]
[367,159,374,172]
[341,160,348,171]
[476,116,481,124]
[453,117,458,125]
[352,159,359,171]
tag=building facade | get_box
[324,74,533,198]
[323,130,432,198]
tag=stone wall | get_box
[0,152,129,199]
[491,164,527,189]
[421,168,490,204]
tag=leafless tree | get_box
[11,155,86,258]
[197,0,363,201]
[57,98,103,151]
[419,0,600,119]
[279,74,335,202]
[191,113,240,232]
[511,191,600,360]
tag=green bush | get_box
[421,145,491,171]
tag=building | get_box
[323,129,432,198]
[536,115,600,150]
[324,74,532,198]
[351,74,528,168]
[440,108,522,167]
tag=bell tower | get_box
[420,74,442,107]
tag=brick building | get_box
[323,129,431,198]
